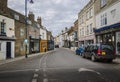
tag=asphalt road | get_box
[0,48,120,82]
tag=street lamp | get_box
[25,0,34,58]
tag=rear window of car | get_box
[101,44,114,51]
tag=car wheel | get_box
[91,55,96,62]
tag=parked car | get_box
[75,46,85,56]
[55,45,59,48]
[82,43,116,62]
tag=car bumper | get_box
[96,55,116,59]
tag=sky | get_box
[8,0,90,36]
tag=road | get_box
[0,48,120,82]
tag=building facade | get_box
[47,31,54,50]
[40,26,48,52]
[0,15,15,60]
[94,0,120,55]
[28,12,40,54]
[78,0,96,46]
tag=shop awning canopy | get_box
[94,22,120,32]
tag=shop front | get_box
[29,37,39,54]
[94,23,120,55]
[40,40,48,52]
[48,40,54,51]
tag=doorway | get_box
[6,42,11,58]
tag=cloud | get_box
[8,0,90,36]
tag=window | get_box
[86,11,89,20]
[0,22,6,35]
[81,15,84,23]
[101,13,107,26]
[89,8,93,17]
[20,28,24,37]
[101,0,107,7]
[86,25,89,35]
[90,23,93,33]
[42,33,44,39]
[14,14,19,20]
[104,13,107,25]
[20,42,24,51]
[79,29,81,36]
[82,28,84,36]
[111,9,116,18]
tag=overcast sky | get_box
[8,0,90,36]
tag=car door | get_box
[85,46,90,57]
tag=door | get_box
[6,42,11,58]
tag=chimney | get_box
[28,11,35,22]
[0,0,8,14]
[37,16,42,26]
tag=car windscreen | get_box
[101,44,114,51]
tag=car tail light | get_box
[97,48,101,55]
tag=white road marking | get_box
[33,74,38,78]
[32,79,37,82]
[43,78,48,82]
[78,68,101,75]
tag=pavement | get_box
[0,50,54,66]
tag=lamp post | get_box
[25,0,33,58]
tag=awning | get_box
[94,23,120,33]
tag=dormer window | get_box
[101,0,107,7]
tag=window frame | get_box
[0,22,6,35]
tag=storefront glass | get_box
[116,32,120,55]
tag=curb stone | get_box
[0,50,55,65]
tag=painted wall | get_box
[96,1,120,29]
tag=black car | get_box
[82,43,116,62]
[55,45,59,48]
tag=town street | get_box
[0,48,120,82]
